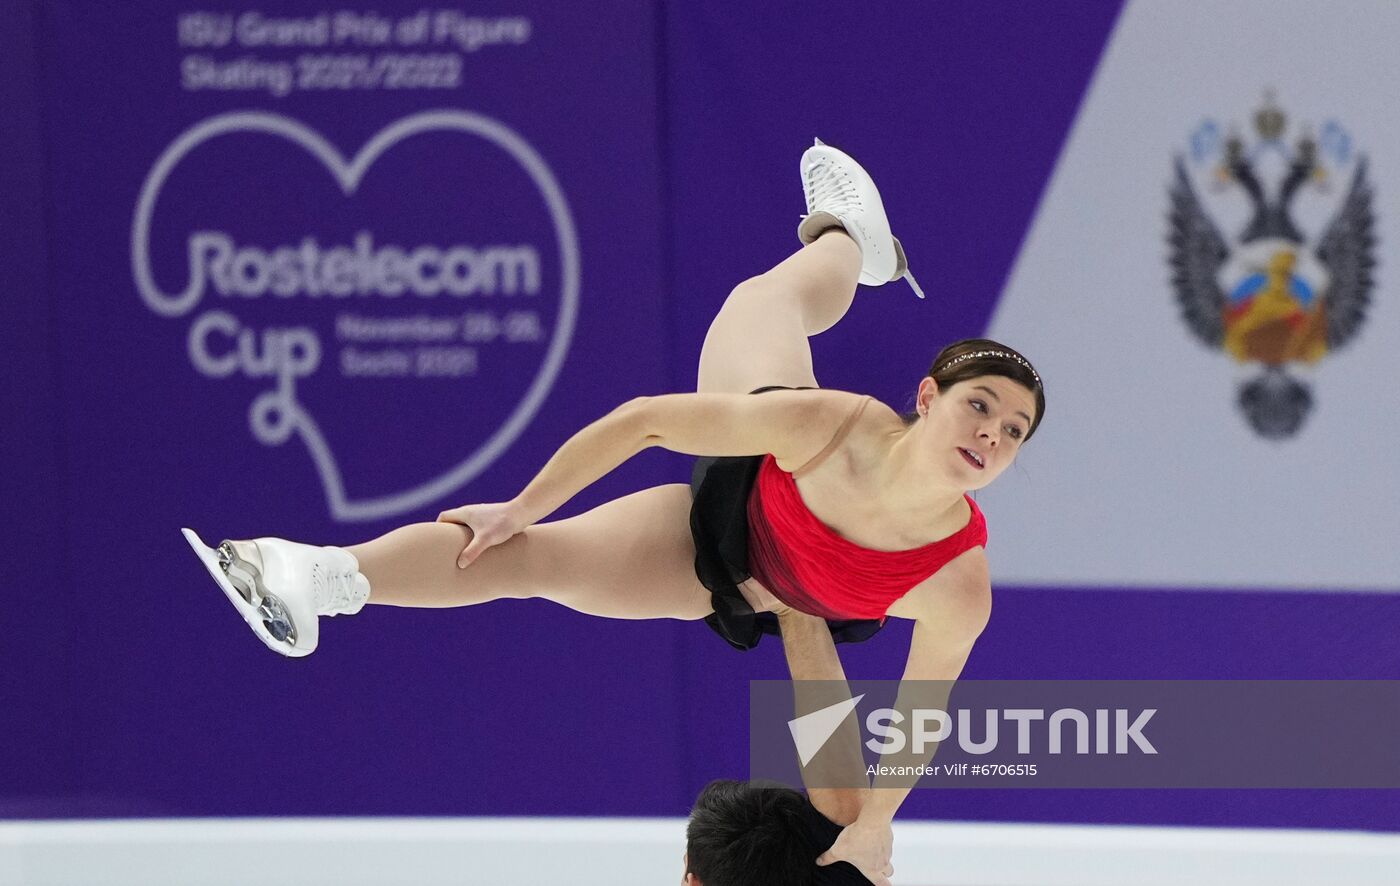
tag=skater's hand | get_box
[817,817,894,886]
[436,501,530,568]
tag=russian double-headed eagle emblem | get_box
[1168,95,1376,438]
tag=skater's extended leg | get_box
[347,484,710,620]
[184,484,711,657]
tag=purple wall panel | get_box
[0,0,79,814]
[22,0,686,817]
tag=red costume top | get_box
[745,397,988,621]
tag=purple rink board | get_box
[4,0,1399,830]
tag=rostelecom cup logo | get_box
[132,110,579,520]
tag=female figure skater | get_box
[184,140,1043,880]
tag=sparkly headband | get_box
[936,350,1042,386]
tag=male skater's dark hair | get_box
[685,779,817,886]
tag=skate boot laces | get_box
[311,561,360,616]
[804,157,862,216]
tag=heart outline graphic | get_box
[132,110,580,521]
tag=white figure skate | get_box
[798,138,926,298]
[181,528,368,658]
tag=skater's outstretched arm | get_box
[438,389,865,566]
[844,549,991,825]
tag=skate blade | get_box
[181,528,308,658]
[892,238,926,299]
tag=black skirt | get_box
[688,386,886,651]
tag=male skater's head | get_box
[681,779,871,885]
[683,779,816,885]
